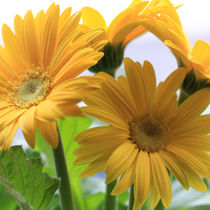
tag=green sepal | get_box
[179,70,210,104]
[89,42,124,77]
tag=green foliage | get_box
[0,146,59,210]
[57,116,92,210]
[36,116,92,210]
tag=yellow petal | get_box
[41,4,59,66]
[79,155,108,178]
[150,153,172,208]
[75,126,129,143]
[36,100,65,122]
[23,10,39,65]
[105,142,137,184]
[124,57,146,116]
[81,7,107,30]
[166,145,209,178]
[159,150,189,190]
[82,106,128,131]
[133,151,150,209]
[111,158,136,195]
[191,40,210,64]
[18,106,37,148]
[0,121,18,151]
[173,88,210,125]
[37,120,58,148]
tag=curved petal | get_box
[18,106,37,148]
[0,121,18,151]
[81,7,107,30]
[105,142,138,184]
[111,157,136,195]
[37,120,58,148]
[150,153,172,208]
[36,100,65,122]
[133,151,150,209]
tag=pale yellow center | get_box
[17,78,46,103]
[9,67,51,108]
[129,117,169,152]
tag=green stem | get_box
[105,180,117,210]
[154,200,165,210]
[128,185,134,210]
[53,125,74,210]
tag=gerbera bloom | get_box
[74,58,210,209]
[140,0,210,79]
[0,3,107,151]
[80,0,167,76]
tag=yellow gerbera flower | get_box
[0,3,107,151]
[74,58,210,209]
[141,0,210,79]
[80,0,166,76]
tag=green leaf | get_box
[83,192,105,210]
[35,131,56,177]
[57,116,92,210]
[35,116,92,210]
[0,146,59,210]
[0,185,19,210]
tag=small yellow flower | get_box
[80,0,165,75]
[0,3,106,150]
[74,58,210,209]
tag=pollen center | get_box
[17,78,46,103]
[9,67,51,108]
[129,117,169,152]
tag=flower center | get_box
[129,117,169,152]
[9,67,51,108]
[17,78,47,103]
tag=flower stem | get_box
[53,125,74,210]
[154,200,165,210]
[105,180,117,210]
[128,184,134,210]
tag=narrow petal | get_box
[0,121,18,151]
[79,155,108,178]
[172,88,210,125]
[82,106,128,131]
[61,105,84,117]
[37,120,58,148]
[18,106,37,148]
[105,142,138,184]
[150,153,172,208]
[133,151,150,209]
[167,145,209,178]
[111,158,136,195]
[41,5,59,66]
[23,10,39,65]
[75,126,129,143]
[36,100,65,122]
[159,150,189,190]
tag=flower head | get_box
[74,58,210,209]
[0,3,107,150]
[140,0,210,79]
[80,0,165,76]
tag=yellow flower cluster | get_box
[0,1,210,210]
